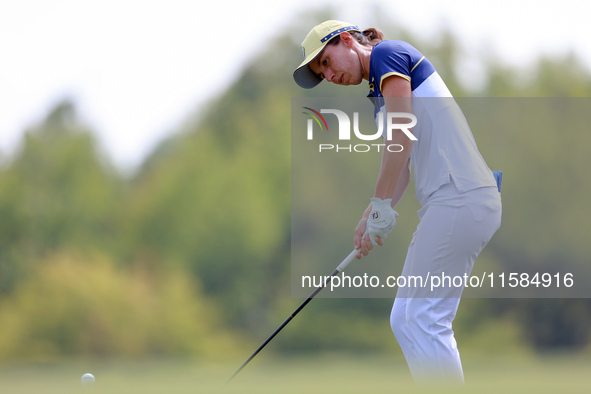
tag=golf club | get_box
[227,248,360,383]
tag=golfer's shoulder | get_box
[373,40,422,57]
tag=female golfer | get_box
[293,20,502,382]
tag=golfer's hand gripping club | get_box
[363,197,399,246]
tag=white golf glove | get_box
[364,198,399,246]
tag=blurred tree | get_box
[482,52,591,97]
[0,101,122,294]
[120,56,292,334]
[0,252,239,359]
[517,299,591,349]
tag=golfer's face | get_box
[309,40,362,86]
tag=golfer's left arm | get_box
[357,76,413,256]
[374,76,413,199]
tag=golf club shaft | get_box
[227,249,359,382]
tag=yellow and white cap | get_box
[293,20,361,89]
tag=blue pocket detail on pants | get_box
[492,171,502,193]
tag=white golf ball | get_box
[81,373,95,385]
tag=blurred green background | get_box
[1,7,591,393]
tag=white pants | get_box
[390,181,501,382]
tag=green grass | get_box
[1,352,590,393]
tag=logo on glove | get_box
[370,211,380,221]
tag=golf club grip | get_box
[337,249,359,272]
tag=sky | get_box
[1,0,589,172]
